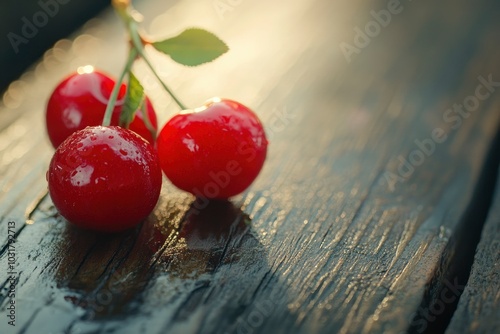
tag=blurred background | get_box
[0,0,108,93]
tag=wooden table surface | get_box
[1,0,499,333]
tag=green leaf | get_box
[120,72,144,128]
[152,28,229,66]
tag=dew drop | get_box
[109,135,114,139]
[95,177,106,184]
[120,149,128,156]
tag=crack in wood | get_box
[412,124,500,334]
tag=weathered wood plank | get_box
[446,166,500,334]
[0,0,499,333]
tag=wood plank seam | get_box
[409,123,500,334]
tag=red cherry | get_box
[157,98,268,199]
[47,126,162,232]
[46,68,157,148]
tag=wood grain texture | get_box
[0,0,499,333]
[446,166,500,334]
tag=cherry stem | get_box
[128,21,187,110]
[102,47,138,126]
[113,0,187,111]
[140,99,157,141]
